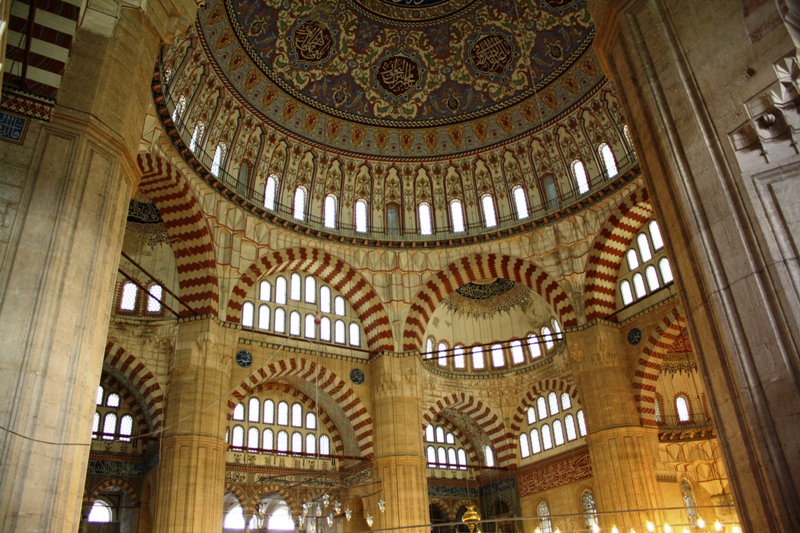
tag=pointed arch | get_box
[85,479,139,507]
[402,254,576,352]
[422,393,512,467]
[98,373,151,435]
[584,189,654,320]
[429,499,454,521]
[225,483,250,514]
[136,153,219,316]
[227,358,373,458]
[226,247,393,352]
[251,486,301,518]
[509,380,582,433]
[633,307,686,426]
[103,343,165,431]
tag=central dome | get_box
[200,0,599,156]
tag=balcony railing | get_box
[657,413,714,432]
[158,70,639,243]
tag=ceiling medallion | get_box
[372,50,425,103]
[235,350,253,368]
[466,28,518,81]
[627,328,643,346]
[289,18,337,67]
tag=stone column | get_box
[367,354,429,533]
[153,318,233,533]
[588,1,800,531]
[569,323,665,530]
[0,4,198,530]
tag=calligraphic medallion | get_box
[373,51,424,102]
[289,18,336,66]
[466,29,517,80]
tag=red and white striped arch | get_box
[633,307,686,426]
[422,393,512,467]
[402,254,577,352]
[584,190,654,321]
[424,415,480,466]
[228,358,373,458]
[137,153,219,317]
[226,247,393,352]
[509,380,582,434]
[85,478,139,507]
[103,342,165,432]
[98,373,152,436]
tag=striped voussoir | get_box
[104,342,165,432]
[422,393,512,467]
[99,373,152,435]
[226,247,393,352]
[509,380,581,434]
[225,483,249,511]
[584,191,653,321]
[85,479,139,507]
[633,307,685,426]
[137,153,219,317]
[251,382,345,456]
[228,358,373,458]
[402,253,577,352]
[250,486,301,517]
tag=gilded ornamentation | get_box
[289,18,336,66]
[373,52,425,102]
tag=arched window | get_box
[542,327,554,350]
[510,340,524,364]
[436,426,445,443]
[564,414,577,441]
[355,199,368,233]
[599,143,618,178]
[387,203,401,235]
[620,280,634,306]
[320,317,331,341]
[248,427,259,450]
[676,395,691,422]
[96,386,104,405]
[626,249,640,270]
[306,412,316,429]
[418,203,432,235]
[548,392,559,416]
[437,447,446,467]
[263,400,274,424]
[232,425,244,447]
[263,428,274,450]
[472,346,484,369]
[572,160,589,194]
[306,433,316,454]
[426,446,436,464]
[289,311,301,336]
[425,424,435,442]
[541,424,553,450]
[119,415,133,442]
[290,273,302,301]
[172,94,187,123]
[632,273,647,299]
[305,314,316,339]
[637,233,653,262]
[275,276,287,304]
[659,257,674,284]
[264,175,278,210]
[450,199,465,232]
[211,142,227,177]
[291,432,302,453]
[491,344,504,367]
[120,282,137,311]
[654,396,663,424]
[334,320,345,344]
[324,194,337,229]
[453,346,465,369]
[334,296,345,316]
[277,402,289,426]
[646,265,661,291]
[274,308,286,333]
[457,449,467,469]
[528,334,541,359]
[437,342,448,367]
[520,433,530,458]
[305,276,316,303]
[561,393,572,410]
[106,393,120,408]
[190,121,205,151]
[242,302,254,328]
[320,286,331,313]
[320,435,330,455]
[537,397,548,420]
[447,448,457,468]
[537,501,553,533]
[258,305,270,330]
[349,323,360,346]
[577,409,587,436]
[649,220,664,250]
[582,490,599,528]
[446,432,455,444]
[293,187,306,221]
[527,407,536,425]
[481,195,497,227]
[102,413,117,440]
[512,186,529,219]
[530,429,541,454]
[248,398,260,422]
[260,280,272,301]
[233,403,245,421]
[92,412,100,438]
[88,499,113,523]
[276,430,288,453]
[484,446,494,467]
[553,419,564,446]
[543,175,559,209]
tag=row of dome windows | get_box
[227,426,331,455]
[93,386,134,441]
[229,398,331,454]
[232,399,316,428]
[619,221,674,307]
[424,323,562,371]
[655,394,696,424]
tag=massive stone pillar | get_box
[570,324,665,530]
[153,318,233,533]
[587,1,800,531]
[0,2,194,529]
[368,354,429,533]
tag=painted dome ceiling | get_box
[198,0,601,157]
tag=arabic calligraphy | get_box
[375,55,420,98]
[469,33,513,77]
[291,19,334,64]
